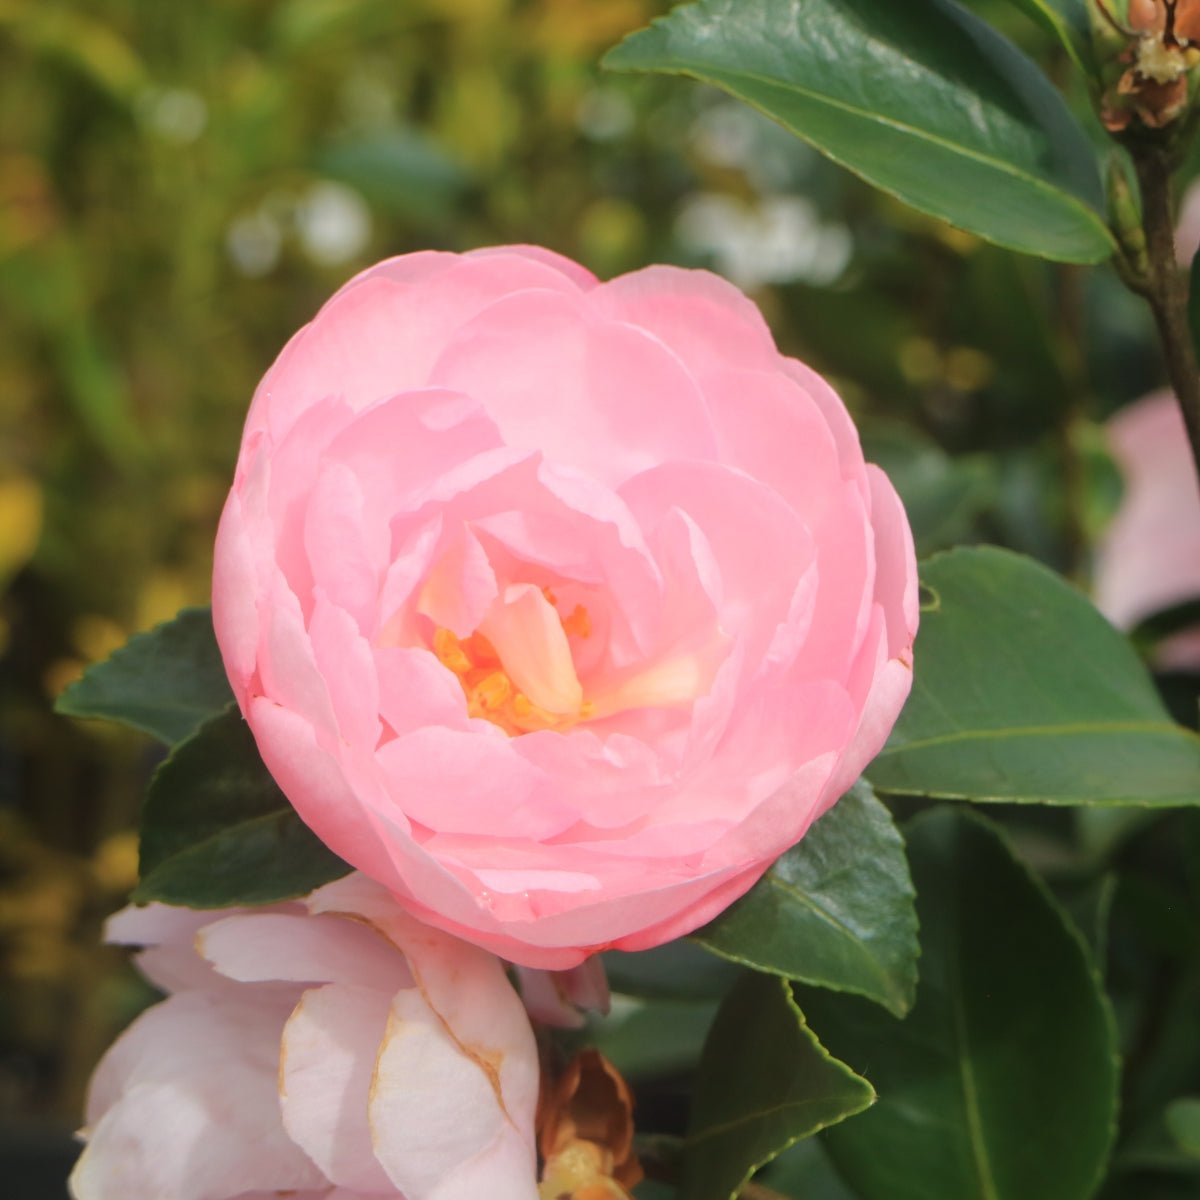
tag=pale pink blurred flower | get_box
[1175,179,1200,266]
[212,246,918,968]
[70,874,540,1200]
[1095,391,1200,670]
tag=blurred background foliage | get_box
[0,0,1191,1195]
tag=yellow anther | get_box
[432,628,472,675]
[562,603,592,639]
[471,670,512,712]
[433,619,593,736]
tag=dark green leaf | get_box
[682,972,874,1200]
[56,607,234,745]
[694,781,919,1017]
[808,808,1118,1200]
[867,546,1200,805]
[135,707,351,906]
[605,0,1114,263]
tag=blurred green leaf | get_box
[587,996,720,1081]
[603,941,741,1002]
[1166,1098,1200,1159]
[681,972,874,1200]
[0,4,148,105]
[694,781,919,1017]
[861,424,994,554]
[867,546,1200,805]
[0,240,148,467]
[808,808,1118,1200]
[135,708,351,906]
[605,0,1115,263]
[1117,1097,1200,1175]
[56,607,234,745]
[760,1138,859,1200]
[314,131,471,223]
[1000,0,1094,75]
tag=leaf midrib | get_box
[878,719,1198,755]
[948,932,1002,1200]
[687,1090,872,1146]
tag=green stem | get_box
[1130,146,1200,482]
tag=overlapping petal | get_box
[70,877,540,1200]
[213,246,919,966]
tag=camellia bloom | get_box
[70,874,540,1200]
[213,246,918,967]
[1095,390,1200,670]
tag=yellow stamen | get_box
[432,618,592,737]
[470,670,512,713]
[433,627,472,675]
[562,604,592,639]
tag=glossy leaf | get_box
[605,0,1115,263]
[867,547,1200,805]
[694,781,919,1017]
[808,808,1118,1200]
[682,972,874,1200]
[56,607,234,745]
[135,707,351,906]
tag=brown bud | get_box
[538,1050,642,1200]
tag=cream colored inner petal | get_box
[479,584,584,715]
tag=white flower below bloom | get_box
[70,874,540,1200]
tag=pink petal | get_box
[308,591,382,748]
[429,288,718,486]
[592,264,778,376]
[1095,390,1200,627]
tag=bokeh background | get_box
[0,1,1190,1195]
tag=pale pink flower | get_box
[212,246,919,967]
[70,874,540,1200]
[1095,390,1200,670]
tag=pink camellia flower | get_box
[1095,390,1200,670]
[213,246,918,967]
[70,874,540,1200]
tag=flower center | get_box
[433,590,595,736]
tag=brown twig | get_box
[1127,143,1200,480]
